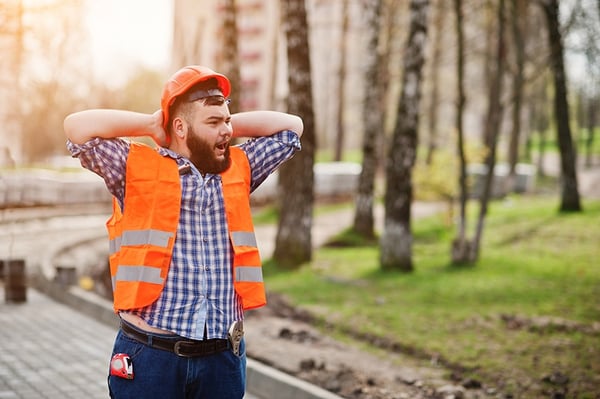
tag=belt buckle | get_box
[173,340,194,358]
[228,321,244,356]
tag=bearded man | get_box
[64,65,303,398]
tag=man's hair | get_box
[167,77,227,131]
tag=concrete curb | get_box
[247,359,344,399]
[29,275,344,399]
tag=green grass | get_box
[264,196,600,398]
[251,205,279,225]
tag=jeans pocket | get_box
[112,330,146,361]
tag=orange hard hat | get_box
[160,65,231,130]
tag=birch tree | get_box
[506,0,527,189]
[221,0,241,114]
[380,0,430,271]
[273,0,316,269]
[453,0,507,264]
[424,0,445,165]
[539,0,582,212]
[451,0,471,264]
[353,0,384,239]
[471,0,507,262]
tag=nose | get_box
[221,121,233,138]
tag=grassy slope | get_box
[264,196,600,398]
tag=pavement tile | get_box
[0,286,115,399]
[0,285,265,399]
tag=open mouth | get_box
[216,142,227,151]
[215,141,229,155]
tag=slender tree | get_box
[471,0,507,262]
[530,74,551,177]
[451,0,471,264]
[221,0,241,114]
[506,0,527,189]
[334,0,349,162]
[539,0,582,212]
[273,0,316,269]
[585,93,597,167]
[353,0,384,239]
[425,0,445,165]
[380,0,430,271]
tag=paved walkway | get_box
[0,286,114,398]
[0,284,270,399]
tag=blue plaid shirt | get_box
[67,131,300,340]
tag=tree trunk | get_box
[482,0,496,100]
[586,98,596,167]
[380,0,430,272]
[425,0,445,165]
[273,0,316,269]
[378,0,397,161]
[353,0,383,239]
[527,75,547,168]
[540,0,582,212]
[471,0,507,263]
[334,0,349,162]
[451,0,471,264]
[221,0,241,114]
[537,125,547,177]
[506,0,526,189]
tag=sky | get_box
[85,0,173,83]
[80,0,589,89]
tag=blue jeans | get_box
[108,328,246,398]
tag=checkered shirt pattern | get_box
[67,131,300,339]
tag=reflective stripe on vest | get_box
[235,266,263,282]
[114,265,164,284]
[231,231,257,248]
[109,229,174,255]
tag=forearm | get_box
[64,109,162,145]
[231,111,303,138]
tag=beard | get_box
[186,126,231,175]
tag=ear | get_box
[173,117,186,139]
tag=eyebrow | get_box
[204,114,231,123]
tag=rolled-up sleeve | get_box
[240,130,301,191]
[66,137,130,201]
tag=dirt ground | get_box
[242,162,600,399]
[245,293,495,399]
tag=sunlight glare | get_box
[84,0,173,85]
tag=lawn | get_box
[264,196,600,398]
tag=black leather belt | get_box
[120,321,230,357]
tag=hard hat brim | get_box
[161,65,231,130]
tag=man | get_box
[64,65,303,398]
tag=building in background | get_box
[171,0,281,112]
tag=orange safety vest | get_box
[107,143,266,312]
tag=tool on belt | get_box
[228,320,244,356]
